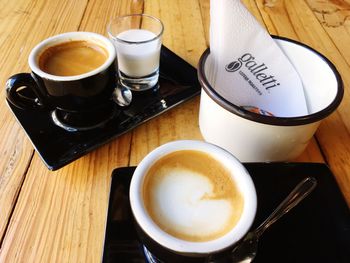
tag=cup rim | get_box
[197,35,344,126]
[28,31,116,81]
[107,14,164,45]
[129,140,257,254]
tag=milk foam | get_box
[143,150,244,242]
[115,29,161,77]
[151,168,233,238]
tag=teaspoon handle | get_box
[255,176,317,238]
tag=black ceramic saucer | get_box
[7,46,201,170]
[102,163,350,263]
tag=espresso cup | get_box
[6,32,117,131]
[198,36,343,162]
[130,140,257,262]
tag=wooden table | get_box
[0,0,349,261]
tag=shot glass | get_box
[108,14,164,91]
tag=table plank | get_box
[79,0,144,32]
[0,0,90,244]
[307,0,350,203]
[305,0,350,66]
[0,0,134,262]
[0,140,131,262]
[129,0,207,165]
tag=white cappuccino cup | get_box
[129,140,257,261]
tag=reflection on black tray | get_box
[7,46,200,170]
[103,163,350,263]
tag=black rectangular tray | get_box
[103,163,350,263]
[7,46,201,170]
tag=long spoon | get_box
[209,176,317,263]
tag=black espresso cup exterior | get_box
[6,65,116,112]
[6,32,117,125]
[134,219,234,263]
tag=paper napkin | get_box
[209,0,309,117]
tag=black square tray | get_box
[7,46,201,170]
[103,163,350,263]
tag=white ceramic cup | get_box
[198,36,343,162]
[129,140,257,261]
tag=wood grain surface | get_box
[0,0,349,262]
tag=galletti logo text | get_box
[225,53,280,95]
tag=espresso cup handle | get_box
[6,73,45,110]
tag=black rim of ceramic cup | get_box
[198,35,344,126]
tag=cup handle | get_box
[6,73,45,110]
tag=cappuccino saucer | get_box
[6,46,200,170]
[102,163,350,263]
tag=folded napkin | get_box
[209,0,308,117]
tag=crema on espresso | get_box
[38,40,108,76]
[142,150,244,242]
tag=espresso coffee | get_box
[142,150,244,242]
[38,40,108,76]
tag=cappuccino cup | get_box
[130,140,257,262]
[6,32,117,131]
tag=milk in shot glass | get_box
[108,14,164,91]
